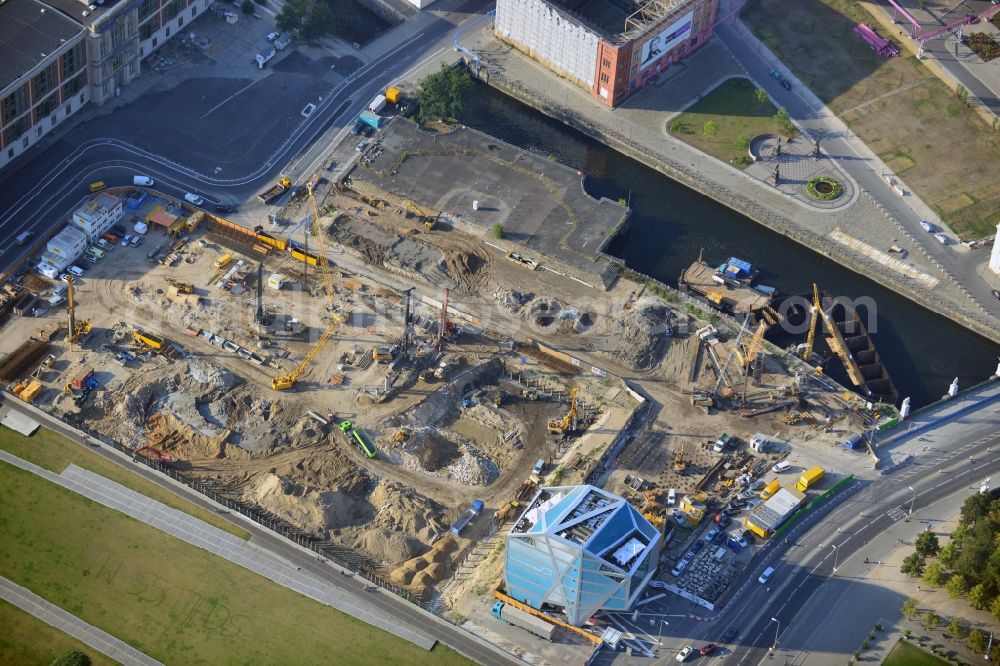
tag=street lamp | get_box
[908,486,916,516]
[832,544,839,574]
[770,617,780,651]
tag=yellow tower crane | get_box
[272,178,342,391]
[801,283,820,362]
[742,321,767,371]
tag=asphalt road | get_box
[2,397,521,666]
[722,413,1000,664]
[717,15,1000,320]
[0,0,486,276]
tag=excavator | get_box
[547,388,579,435]
[672,441,688,472]
[273,177,343,390]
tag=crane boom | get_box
[272,178,340,391]
[801,283,820,362]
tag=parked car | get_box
[351,122,363,135]
[721,507,739,517]
[130,235,142,247]
[714,514,732,528]
[758,566,775,584]
[731,532,748,548]
[676,646,693,662]
[691,540,705,553]
[121,235,132,247]
[742,529,756,545]
[667,488,676,506]
[67,265,84,277]
[83,254,98,264]
[215,204,235,214]
[934,233,949,245]
[58,273,69,283]
[700,644,718,656]
[920,220,935,232]
[53,284,67,297]
[266,31,280,41]
[703,526,721,543]
[729,498,747,509]
[96,239,113,251]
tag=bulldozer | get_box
[392,427,412,444]
[496,500,522,522]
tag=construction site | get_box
[0,117,905,658]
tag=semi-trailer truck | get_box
[490,601,555,641]
[450,500,484,535]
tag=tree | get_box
[961,492,993,526]
[991,595,1000,623]
[733,134,750,152]
[416,64,474,124]
[491,224,504,239]
[947,617,966,640]
[702,120,718,137]
[939,541,958,568]
[946,573,968,598]
[302,1,336,40]
[923,561,946,587]
[902,597,919,619]
[50,652,91,666]
[754,87,768,105]
[969,628,987,653]
[773,107,794,135]
[922,611,941,630]
[915,531,941,557]
[901,552,925,576]
[241,0,254,14]
[968,583,989,610]
[276,0,306,32]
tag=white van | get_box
[758,566,775,584]
[133,175,154,186]
[772,460,791,474]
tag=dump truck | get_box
[795,466,825,492]
[450,500,484,536]
[491,601,555,641]
[257,177,292,205]
[132,329,164,350]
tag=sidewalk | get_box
[458,20,1000,344]
[0,576,163,666]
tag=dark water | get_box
[459,84,999,408]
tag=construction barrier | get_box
[772,474,855,539]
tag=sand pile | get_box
[146,411,241,460]
[244,473,376,534]
[388,536,460,595]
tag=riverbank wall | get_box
[472,64,1000,346]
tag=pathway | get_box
[0,576,163,666]
[0,450,437,650]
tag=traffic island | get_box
[806,176,843,201]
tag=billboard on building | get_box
[639,11,694,69]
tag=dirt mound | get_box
[382,426,500,485]
[244,473,375,533]
[607,299,673,369]
[388,537,460,592]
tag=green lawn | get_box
[0,461,470,665]
[0,424,249,539]
[883,639,950,666]
[0,599,116,666]
[667,77,785,167]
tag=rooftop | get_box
[512,484,659,572]
[0,0,83,92]
[544,0,689,42]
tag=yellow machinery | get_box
[801,283,820,362]
[132,328,164,350]
[393,427,411,443]
[493,591,601,643]
[385,86,401,104]
[496,500,522,522]
[404,201,437,230]
[673,441,689,472]
[13,379,43,403]
[547,388,579,434]
[272,178,340,391]
[64,276,91,345]
[743,322,766,370]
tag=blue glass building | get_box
[504,485,662,625]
